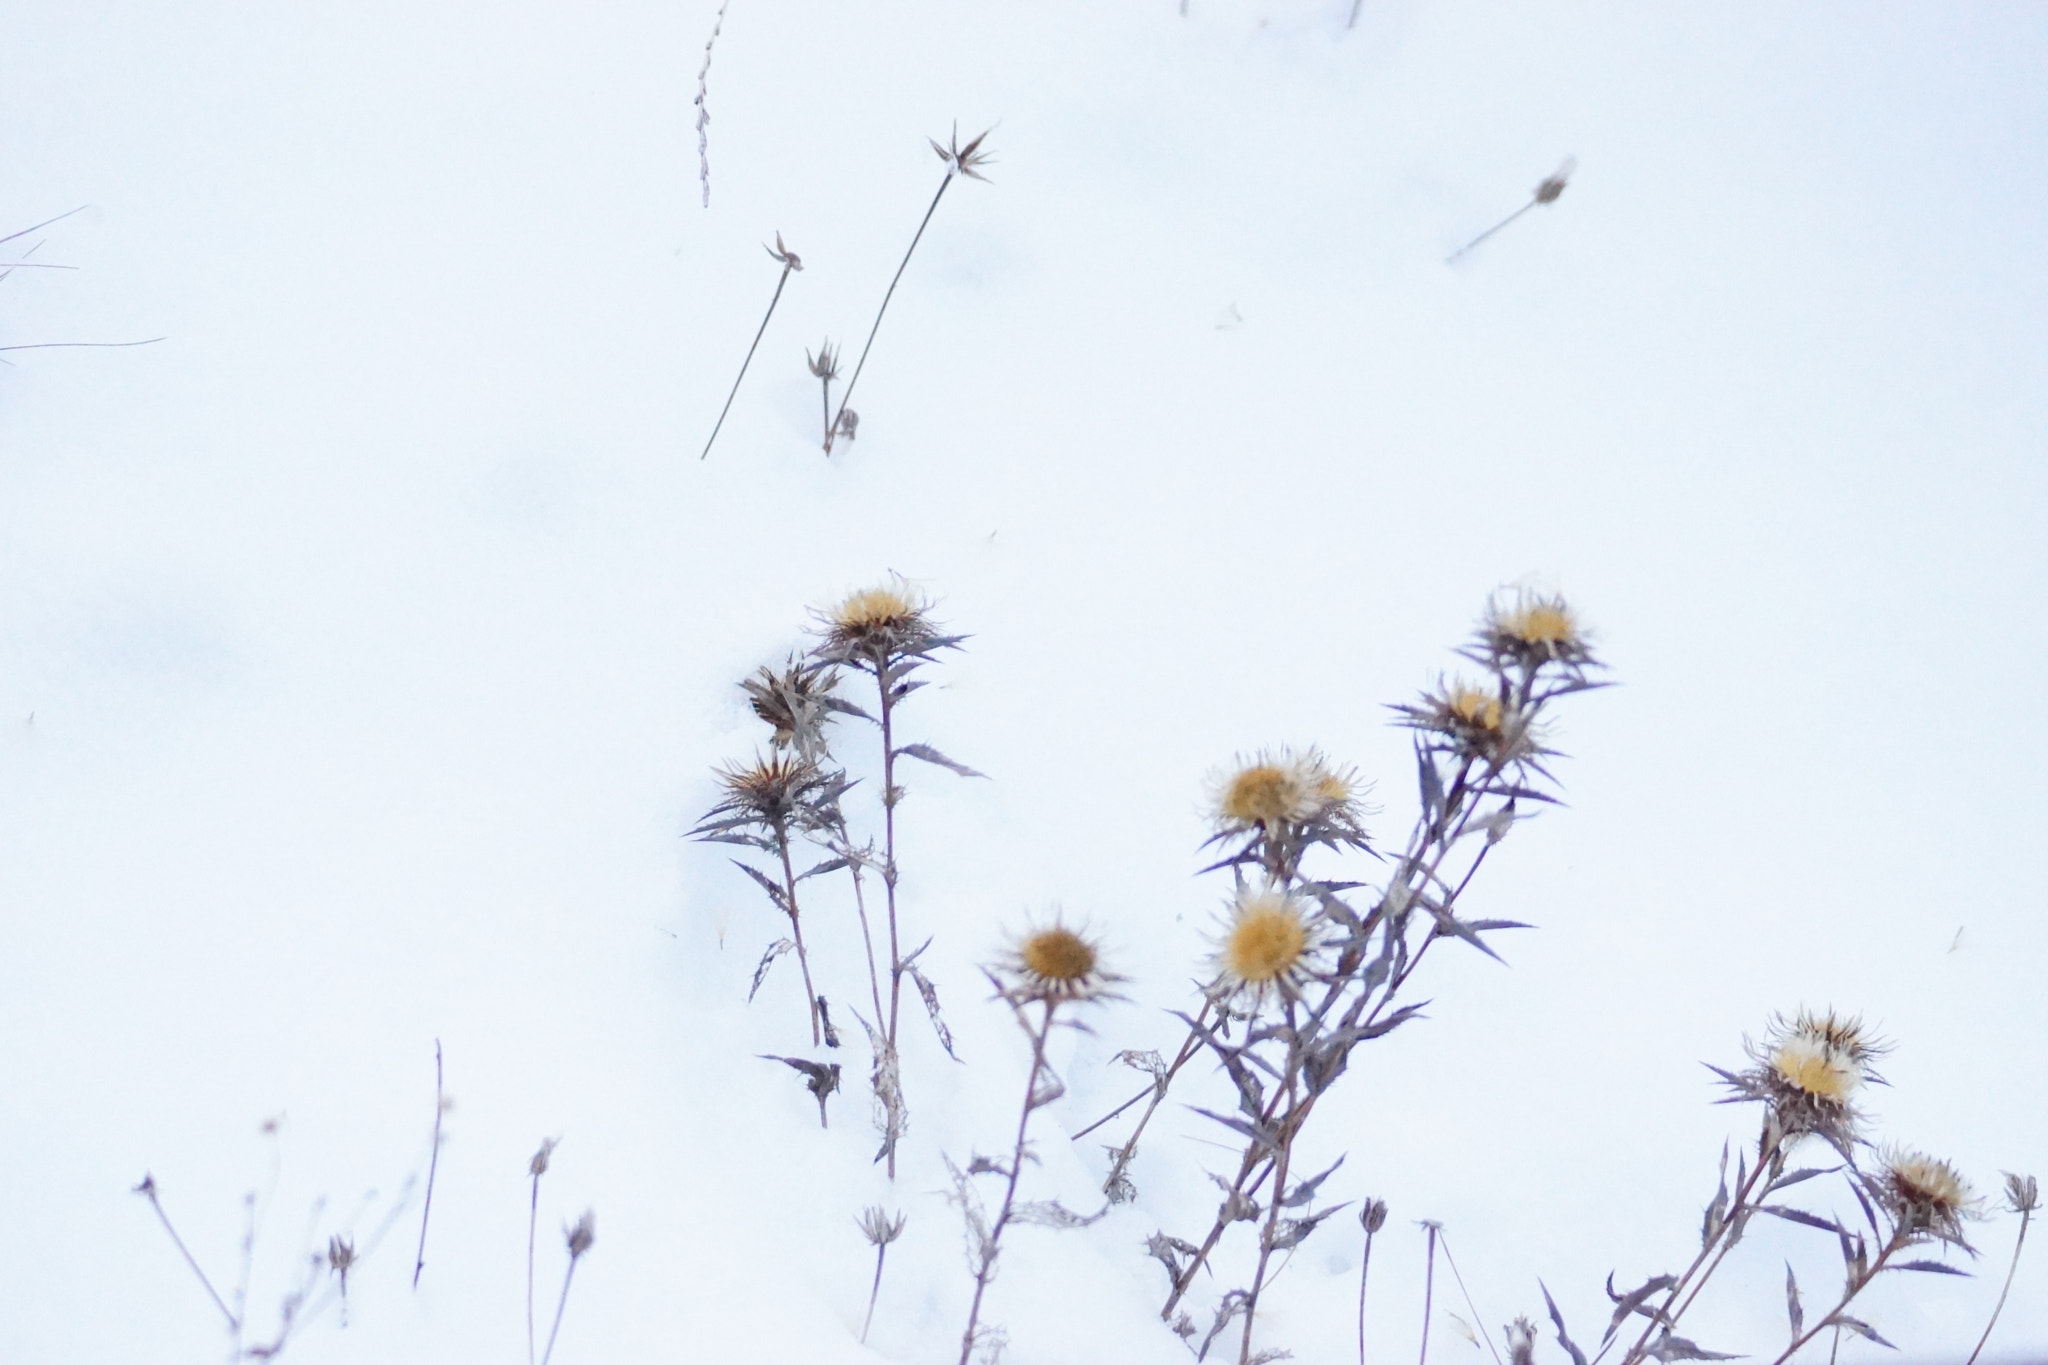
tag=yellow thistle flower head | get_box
[1214,886,1316,998]
[1727,1008,1889,1149]
[1000,919,1114,1004]
[811,576,952,666]
[1478,589,1595,670]
[1873,1145,1980,1244]
[1211,747,1360,833]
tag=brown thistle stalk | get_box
[954,926,1116,1365]
[1965,1174,2038,1365]
[1446,159,1574,264]
[699,233,800,460]
[824,126,992,455]
[810,581,977,1177]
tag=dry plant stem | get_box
[1348,0,1364,28]
[700,254,795,460]
[1073,999,1214,1143]
[862,1241,890,1343]
[1419,1222,1440,1365]
[776,828,824,1045]
[1438,1228,1504,1365]
[540,1258,581,1365]
[137,1177,238,1332]
[413,1039,443,1289]
[876,663,907,1177]
[527,1168,546,1365]
[826,172,954,454]
[1357,1219,1380,1365]
[1763,1238,1906,1365]
[1446,201,1537,263]
[957,999,1059,1365]
[842,856,888,1036]
[1236,1000,1304,1365]
[1965,1201,2032,1365]
[1609,1122,1781,1365]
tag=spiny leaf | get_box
[894,742,985,778]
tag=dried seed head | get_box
[1215,886,1316,998]
[705,753,839,830]
[529,1137,558,1178]
[1871,1146,1979,1246]
[326,1234,356,1274]
[1360,1198,1389,1233]
[812,577,946,663]
[1506,1317,1538,1365]
[1395,677,1532,765]
[1211,747,1362,833]
[858,1205,907,1245]
[1722,1009,1888,1149]
[807,338,839,380]
[931,123,996,181]
[1477,590,1595,670]
[2003,1172,2041,1215]
[566,1210,596,1259]
[741,658,838,758]
[1001,919,1115,1003]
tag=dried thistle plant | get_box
[953,924,1118,1365]
[809,578,980,1176]
[858,1205,907,1343]
[527,1137,559,1365]
[1965,1172,2038,1365]
[1446,158,1575,264]
[1099,591,1607,1364]
[806,339,841,450]
[824,126,993,454]
[699,233,801,460]
[692,748,852,1045]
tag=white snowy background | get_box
[2,2,2043,1362]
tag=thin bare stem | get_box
[877,664,905,1178]
[776,830,823,1046]
[135,1175,238,1332]
[1419,1221,1440,1365]
[826,173,953,454]
[526,1140,555,1365]
[1965,1200,2033,1365]
[862,1241,889,1343]
[958,998,1058,1365]
[412,1039,443,1289]
[1447,201,1537,264]
[1348,0,1365,28]
[540,1214,593,1365]
[1437,1227,1504,1365]
[1357,1210,1383,1365]
[701,246,797,460]
[0,337,165,353]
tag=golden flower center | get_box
[1448,688,1503,731]
[1221,766,1299,825]
[1021,928,1097,983]
[1890,1154,1969,1211]
[1503,602,1578,645]
[1225,899,1309,983]
[1771,1038,1855,1103]
[833,586,920,630]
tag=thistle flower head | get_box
[740,657,838,759]
[811,577,954,666]
[766,231,802,271]
[1394,677,1533,766]
[1721,1009,1888,1149]
[999,920,1116,1004]
[1476,590,1595,671]
[858,1205,907,1246]
[565,1210,596,1259]
[1210,747,1367,836]
[807,338,839,380]
[695,753,842,837]
[2003,1172,2041,1216]
[1213,885,1318,1000]
[1870,1146,1980,1247]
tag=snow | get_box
[3,2,2044,1362]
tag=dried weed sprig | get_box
[858,1205,907,1343]
[411,1038,445,1289]
[2,208,165,358]
[693,750,852,1044]
[692,0,729,209]
[1356,1199,1388,1365]
[824,126,993,454]
[1446,159,1575,264]
[954,927,1116,1365]
[806,339,841,450]
[809,578,979,1176]
[539,1211,595,1365]
[135,1173,239,1334]
[1131,592,1605,1362]
[700,232,801,460]
[527,1138,558,1365]
[1965,1173,2038,1365]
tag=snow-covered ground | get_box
[3,3,2044,1361]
